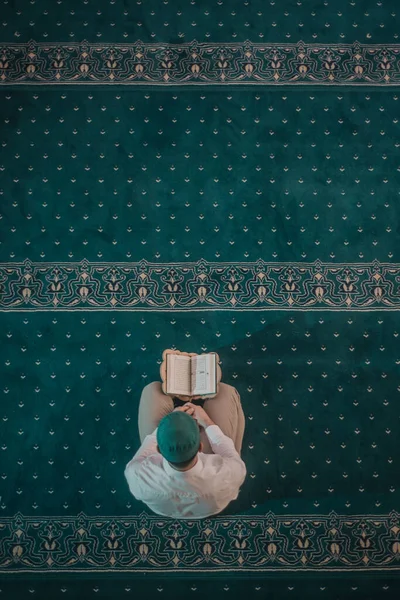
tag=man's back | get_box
[125,423,247,519]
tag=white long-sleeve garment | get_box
[124,424,247,519]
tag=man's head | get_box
[156,411,203,471]
[157,441,204,471]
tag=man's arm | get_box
[203,417,246,493]
[124,429,159,501]
[203,416,246,470]
[203,416,215,427]
[125,428,158,472]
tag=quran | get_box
[165,353,218,397]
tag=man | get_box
[124,381,246,519]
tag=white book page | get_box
[166,354,191,395]
[191,353,216,396]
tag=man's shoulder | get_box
[125,454,164,479]
[125,455,167,497]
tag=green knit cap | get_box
[157,411,200,463]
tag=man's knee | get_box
[140,381,163,400]
[218,382,240,401]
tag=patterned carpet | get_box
[1,1,400,599]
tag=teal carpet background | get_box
[0,89,399,264]
[1,1,400,599]
[0,0,399,43]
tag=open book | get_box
[165,353,217,397]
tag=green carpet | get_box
[1,1,400,599]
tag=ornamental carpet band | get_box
[1,1,400,599]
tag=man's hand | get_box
[175,402,214,429]
[173,404,196,417]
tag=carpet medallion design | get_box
[1,0,400,597]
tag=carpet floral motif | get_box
[2,511,400,572]
[1,259,399,310]
[1,41,400,85]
